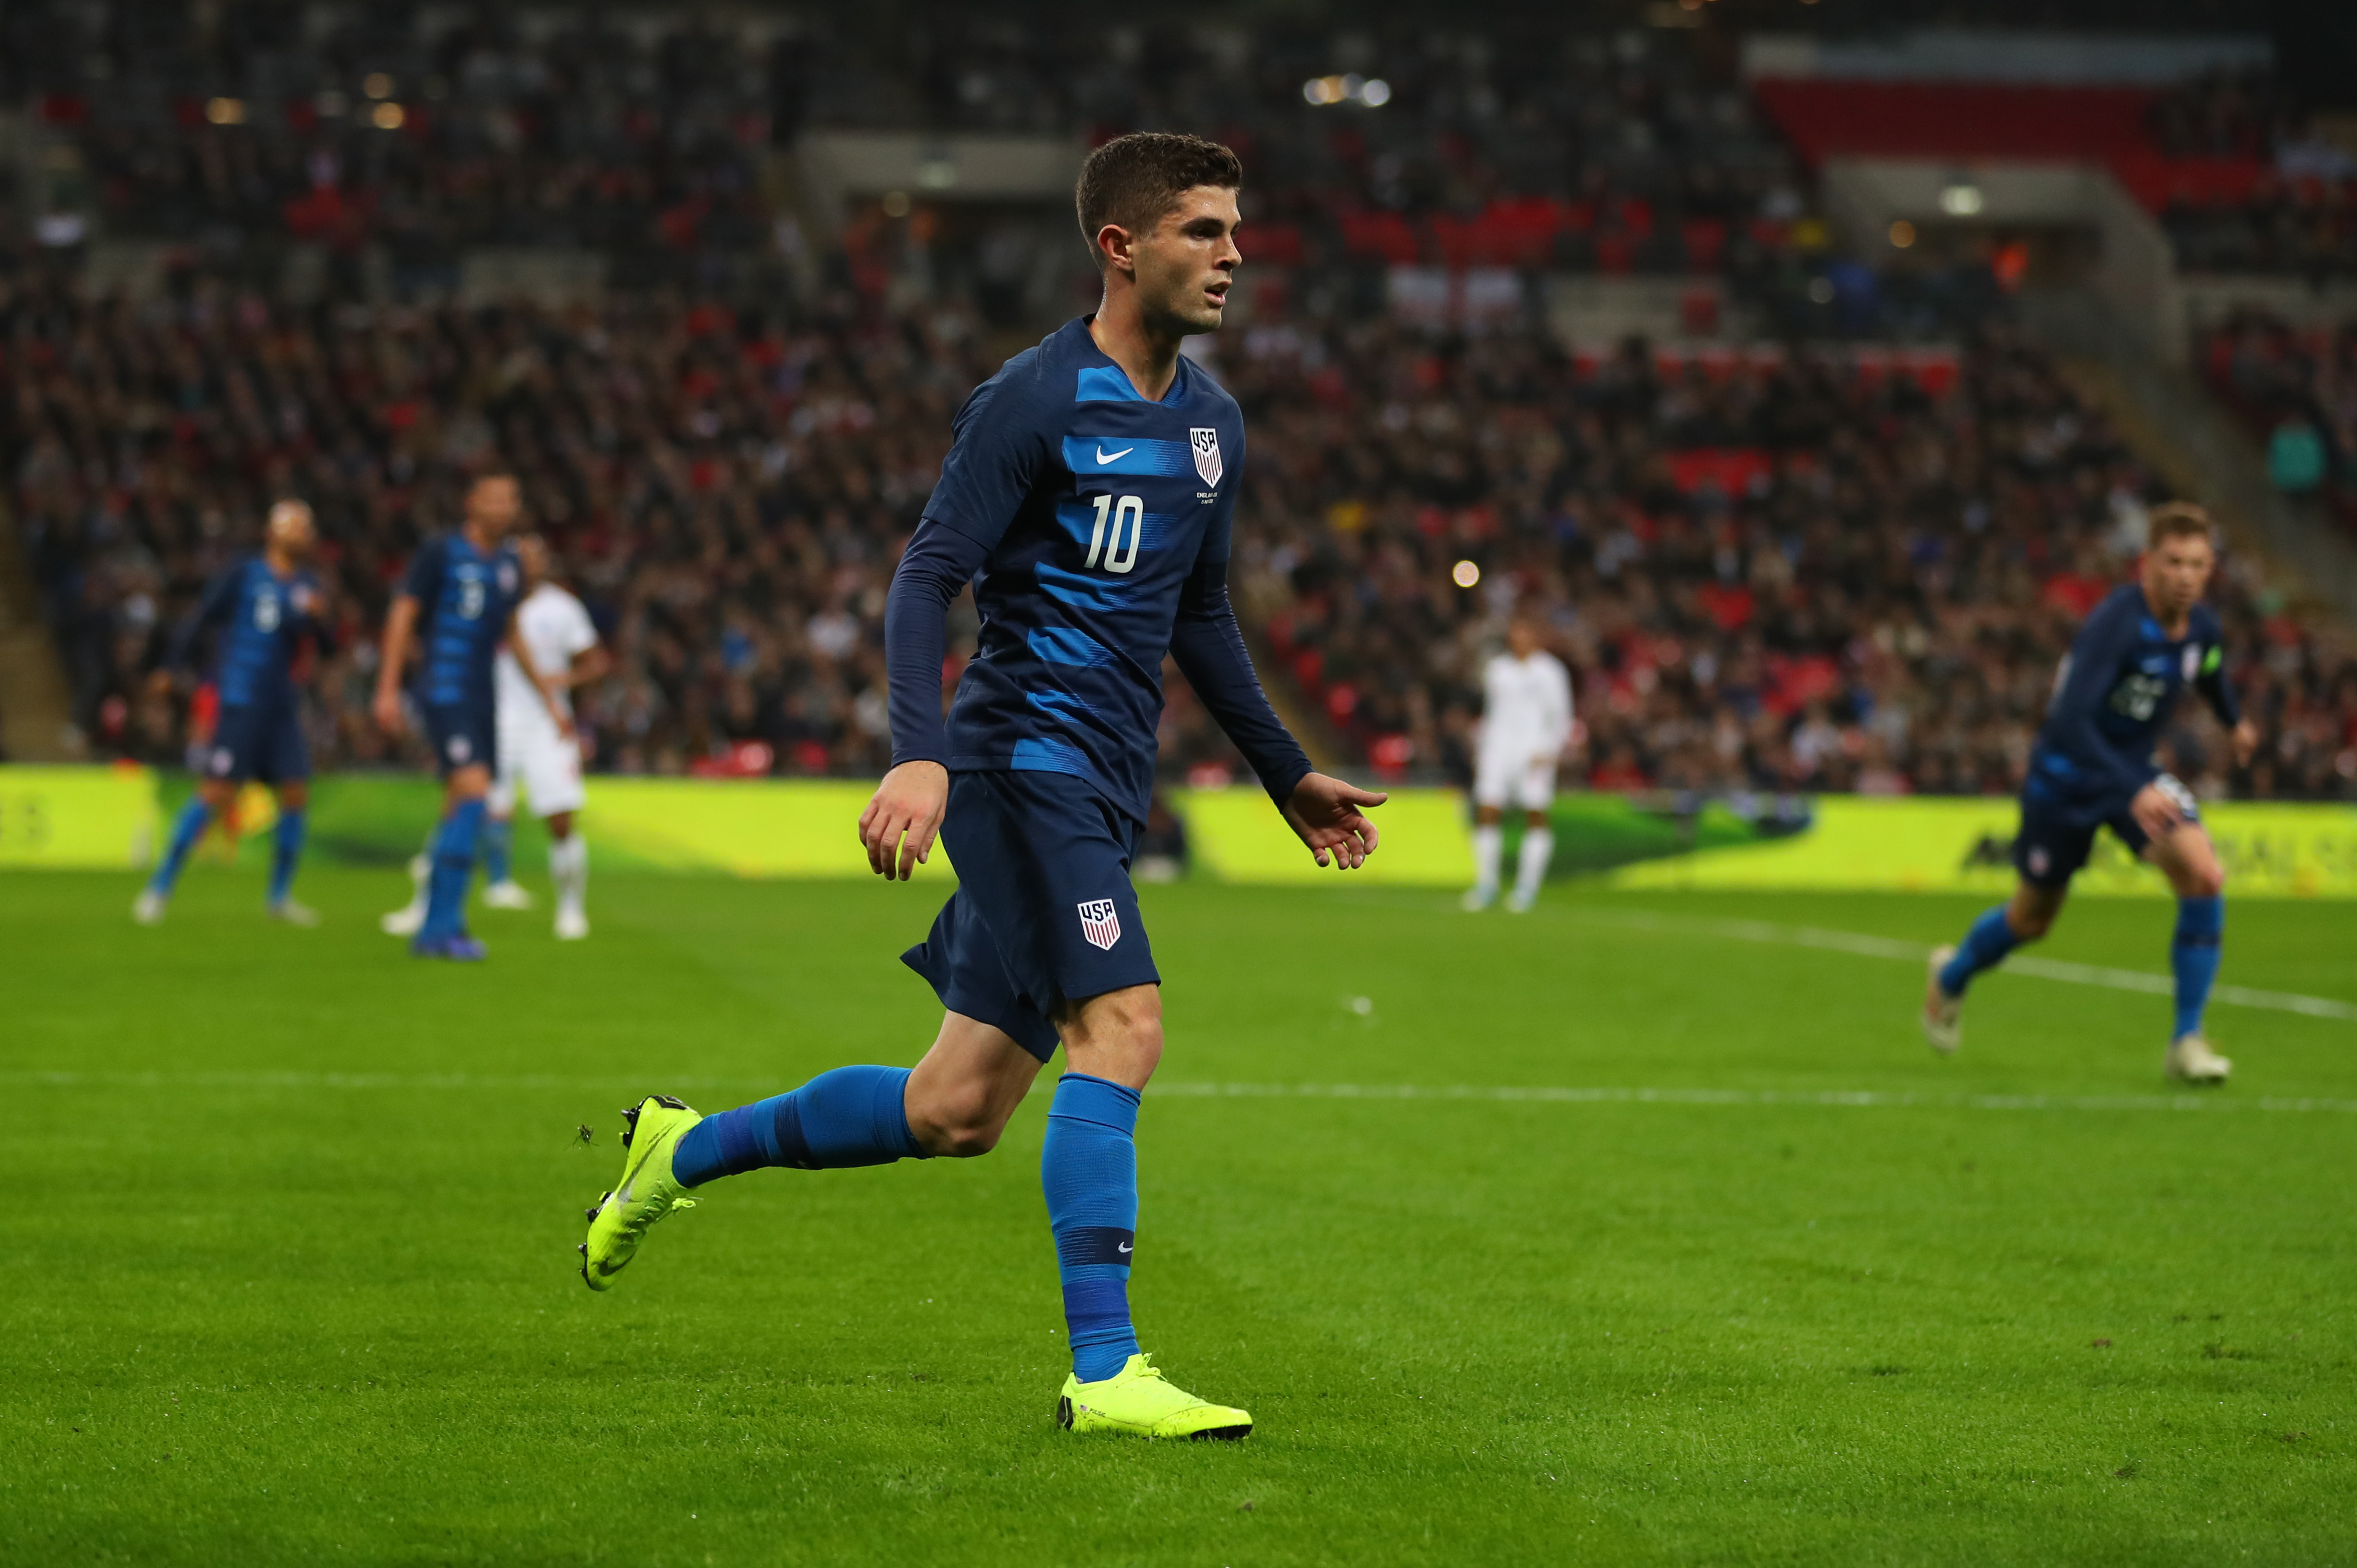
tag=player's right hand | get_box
[860,760,949,881]
[372,686,405,735]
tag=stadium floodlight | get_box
[1939,181,1984,217]
[1303,76,1340,105]
[372,102,405,130]
[1360,79,1392,106]
[1452,559,1482,588]
[205,97,245,125]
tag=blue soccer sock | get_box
[672,1066,927,1184]
[149,797,213,895]
[268,806,307,906]
[1041,1073,1142,1384]
[422,798,485,940]
[1939,903,2023,996]
[482,814,514,886]
[2171,895,2224,1039]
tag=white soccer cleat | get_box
[268,898,323,928]
[1461,887,1496,912]
[132,889,167,925]
[2165,1033,2231,1085]
[482,880,535,910]
[1922,946,1963,1055]
[1505,890,1536,913]
[380,900,427,937]
[554,907,589,941]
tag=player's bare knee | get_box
[906,1084,1006,1158]
[2183,861,2225,900]
[1062,986,1163,1084]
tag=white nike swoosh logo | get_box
[1094,446,1133,465]
[1117,1242,1132,1253]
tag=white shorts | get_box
[1473,748,1557,812]
[490,709,585,819]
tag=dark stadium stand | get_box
[2,8,2353,798]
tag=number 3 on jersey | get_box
[1085,493,1143,575]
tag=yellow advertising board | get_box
[1168,785,1473,886]
[0,765,159,869]
[581,777,957,880]
[1608,796,2357,898]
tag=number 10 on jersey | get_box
[1086,493,1143,574]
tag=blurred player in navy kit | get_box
[372,470,566,961]
[1924,503,2259,1082]
[135,500,332,927]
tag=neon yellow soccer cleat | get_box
[579,1094,702,1291]
[1056,1354,1252,1441]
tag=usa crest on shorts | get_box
[1190,427,1222,487]
[1077,898,1122,950]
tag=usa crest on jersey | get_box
[1077,898,1122,950]
[1190,427,1223,487]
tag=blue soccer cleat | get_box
[411,933,488,961]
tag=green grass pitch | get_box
[4,864,2353,1565]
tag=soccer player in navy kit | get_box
[135,500,332,926]
[1924,504,2259,1082]
[578,134,1388,1439]
[372,470,561,961]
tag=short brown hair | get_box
[1075,132,1243,270]
[2148,501,2216,547]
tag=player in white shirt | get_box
[1464,613,1575,912]
[384,535,607,939]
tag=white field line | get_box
[1150,1081,2357,1115]
[8,1069,2357,1115]
[1570,908,2357,1023]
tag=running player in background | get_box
[382,534,604,937]
[480,534,606,937]
[371,470,560,960]
[135,500,331,927]
[574,133,1387,1440]
[1924,503,2259,1082]
[1463,612,1574,912]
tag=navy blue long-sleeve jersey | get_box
[167,556,331,707]
[2029,583,2240,801]
[402,532,522,710]
[884,317,1311,822]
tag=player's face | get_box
[2142,534,2214,619]
[1132,186,1241,336]
[266,502,316,561]
[515,534,550,586]
[468,476,523,537]
[1507,620,1539,659]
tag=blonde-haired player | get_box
[1464,612,1574,912]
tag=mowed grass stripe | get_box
[7,871,2354,1566]
[14,1067,2357,1116]
[1564,906,2357,1021]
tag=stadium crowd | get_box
[2,7,1861,309]
[1221,316,2357,802]
[3,8,2354,801]
[2203,310,2357,528]
[2148,68,2357,280]
[7,257,2356,801]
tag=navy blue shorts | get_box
[901,769,1159,1063]
[201,701,308,785]
[424,702,497,777]
[2013,772,2196,888]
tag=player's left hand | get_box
[1282,773,1388,870]
[2129,780,2187,841]
[2231,719,2260,768]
